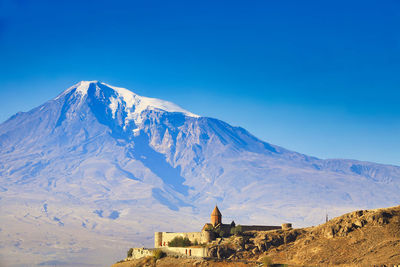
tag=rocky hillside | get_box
[113,205,400,266]
[112,257,258,267]
[209,205,400,266]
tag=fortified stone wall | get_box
[161,247,208,258]
[241,225,282,232]
[281,223,292,230]
[155,231,212,248]
[128,248,154,259]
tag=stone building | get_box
[201,205,285,236]
[127,205,292,260]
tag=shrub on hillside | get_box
[153,249,166,260]
[218,229,227,238]
[168,236,192,247]
[127,248,133,258]
[204,224,214,231]
[262,255,273,266]
[230,225,243,236]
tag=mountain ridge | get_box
[0,81,399,266]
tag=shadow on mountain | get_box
[152,188,191,211]
[130,133,189,196]
[86,83,135,138]
[114,163,141,181]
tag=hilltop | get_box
[263,205,400,265]
[112,205,400,266]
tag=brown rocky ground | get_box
[111,256,259,267]
[211,205,400,266]
[113,205,400,266]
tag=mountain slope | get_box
[261,205,400,265]
[150,205,399,266]
[0,81,399,267]
[112,205,400,266]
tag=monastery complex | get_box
[127,206,292,259]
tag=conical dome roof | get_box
[211,205,221,216]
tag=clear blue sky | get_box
[0,0,399,166]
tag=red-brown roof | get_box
[211,205,221,216]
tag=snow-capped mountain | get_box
[0,81,399,266]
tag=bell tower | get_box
[211,205,222,226]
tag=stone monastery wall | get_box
[128,248,154,259]
[240,225,282,232]
[155,231,212,248]
[127,247,208,259]
[162,247,208,258]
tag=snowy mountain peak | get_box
[56,81,200,122]
[56,80,98,98]
[76,80,98,95]
[100,82,199,119]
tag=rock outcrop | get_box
[201,205,400,265]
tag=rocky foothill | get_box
[113,205,400,266]
[208,205,400,266]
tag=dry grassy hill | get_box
[264,205,400,265]
[113,205,400,266]
[222,205,400,266]
[111,257,258,267]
